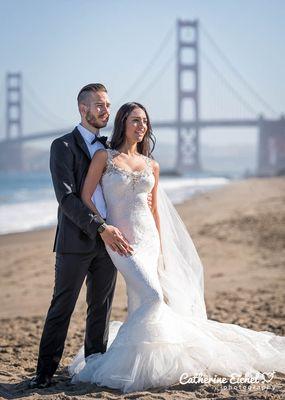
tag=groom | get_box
[29,83,134,389]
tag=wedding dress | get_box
[69,149,285,393]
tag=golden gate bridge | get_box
[1,19,284,175]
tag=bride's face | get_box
[125,108,148,143]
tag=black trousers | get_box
[36,237,117,378]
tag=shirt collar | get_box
[77,123,100,145]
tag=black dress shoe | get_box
[28,374,52,389]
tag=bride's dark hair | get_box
[110,102,156,157]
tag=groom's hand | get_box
[100,225,133,256]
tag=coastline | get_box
[0,177,284,399]
[0,174,230,235]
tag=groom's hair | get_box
[77,83,107,105]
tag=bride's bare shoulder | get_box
[90,149,108,166]
[150,159,160,172]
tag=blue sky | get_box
[0,0,284,147]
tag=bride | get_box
[69,102,285,393]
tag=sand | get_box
[0,177,284,399]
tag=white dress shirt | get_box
[77,123,107,219]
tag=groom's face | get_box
[83,91,111,129]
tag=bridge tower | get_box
[176,19,201,174]
[257,116,285,176]
[6,72,23,139]
[0,73,23,170]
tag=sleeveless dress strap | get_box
[105,149,118,164]
[142,154,153,173]
[104,149,118,175]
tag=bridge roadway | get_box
[0,118,269,144]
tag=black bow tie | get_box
[91,135,108,147]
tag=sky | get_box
[0,0,285,148]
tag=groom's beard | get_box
[86,110,109,129]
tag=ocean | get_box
[0,172,229,235]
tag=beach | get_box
[0,177,284,399]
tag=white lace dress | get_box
[69,149,285,393]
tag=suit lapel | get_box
[73,127,91,160]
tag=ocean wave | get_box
[0,200,58,235]
[0,177,229,235]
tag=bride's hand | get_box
[147,193,152,209]
[100,225,133,256]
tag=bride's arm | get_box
[82,149,133,256]
[81,149,107,220]
[151,160,161,240]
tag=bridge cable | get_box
[200,23,278,116]
[113,25,174,108]
[201,49,259,116]
[136,52,175,101]
[24,93,68,130]
[24,79,69,126]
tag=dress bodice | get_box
[101,149,157,245]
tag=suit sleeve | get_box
[50,138,105,240]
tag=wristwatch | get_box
[97,222,107,234]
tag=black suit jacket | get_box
[50,127,105,253]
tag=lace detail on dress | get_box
[104,149,152,176]
[103,149,153,191]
